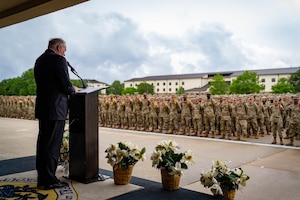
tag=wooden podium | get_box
[68,87,102,183]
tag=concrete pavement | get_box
[1,117,300,200]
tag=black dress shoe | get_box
[38,181,68,190]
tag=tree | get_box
[229,71,265,94]
[271,77,295,94]
[288,68,300,92]
[137,82,154,94]
[176,86,185,95]
[106,80,124,95]
[0,68,36,96]
[122,87,137,95]
[208,74,229,95]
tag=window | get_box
[130,84,132,87]
[261,78,265,83]
[169,88,171,91]
[176,82,178,85]
[163,88,165,92]
[176,88,178,91]
[135,84,137,86]
[163,82,166,86]
[169,82,171,86]
[272,78,276,83]
[157,88,159,92]
[157,83,159,86]
[182,82,185,85]
[151,83,154,85]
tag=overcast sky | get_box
[0,0,300,84]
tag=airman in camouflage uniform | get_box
[158,98,170,132]
[117,97,126,128]
[235,96,248,140]
[141,94,150,131]
[219,98,232,139]
[108,95,117,128]
[286,96,300,146]
[191,97,203,136]
[262,97,271,135]
[246,97,259,139]
[167,95,181,134]
[148,98,159,132]
[202,93,215,138]
[255,98,265,137]
[180,95,193,135]
[214,97,222,136]
[269,98,284,145]
[124,95,133,129]
[132,94,142,130]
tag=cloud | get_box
[0,0,300,85]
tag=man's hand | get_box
[74,86,81,92]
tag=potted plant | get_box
[200,160,250,200]
[150,140,195,190]
[105,141,146,185]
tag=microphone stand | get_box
[67,62,86,88]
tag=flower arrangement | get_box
[59,130,69,163]
[105,141,146,169]
[150,140,195,176]
[200,160,250,196]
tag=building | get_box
[124,67,299,94]
[84,79,109,94]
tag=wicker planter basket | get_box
[221,186,236,200]
[161,169,181,190]
[113,165,133,185]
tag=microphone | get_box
[67,61,87,88]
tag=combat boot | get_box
[211,132,215,138]
[286,141,294,146]
[234,135,240,140]
[227,134,231,140]
[166,129,173,134]
[255,134,259,139]
[185,129,190,135]
[280,138,284,145]
[201,131,208,137]
[271,138,277,144]
[219,134,225,139]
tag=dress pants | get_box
[36,119,65,186]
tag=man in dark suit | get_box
[34,38,79,190]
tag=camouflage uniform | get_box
[214,98,222,135]
[132,94,142,130]
[124,95,133,129]
[192,98,203,136]
[262,97,271,135]
[158,99,170,132]
[219,98,232,139]
[246,97,259,139]
[167,95,181,134]
[202,94,215,137]
[117,97,126,128]
[269,98,284,145]
[141,95,150,131]
[108,96,117,127]
[149,98,159,132]
[235,97,248,140]
[286,96,300,146]
[255,99,265,137]
[180,96,193,135]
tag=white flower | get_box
[210,183,223,196]
[182,150,195,164]
[150,150,162,167]
[169,162,183,176]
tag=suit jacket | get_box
[34,49,75,120]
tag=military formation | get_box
[1,93,300,146]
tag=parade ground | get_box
[1,117,300,200]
